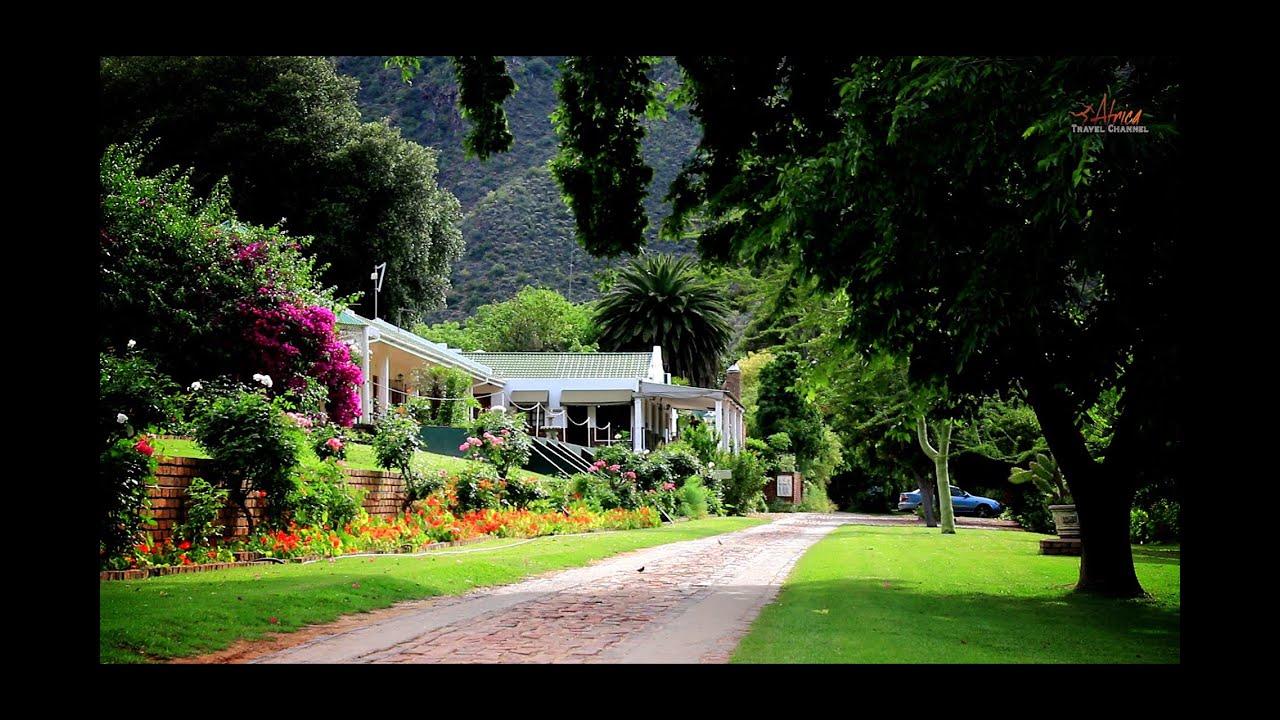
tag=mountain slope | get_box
[334,56,701,321]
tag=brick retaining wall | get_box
[148,456,406,542]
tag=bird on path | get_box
[637,566,645,572]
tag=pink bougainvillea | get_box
[237,297,364,426]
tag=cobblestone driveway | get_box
[251,514,851,664]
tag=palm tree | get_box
[594,254,733,388]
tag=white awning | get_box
[509,390,550,403]
[560,389,634,405]
[638,382,741,411]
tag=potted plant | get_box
[1009,453,1077,537]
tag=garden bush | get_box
[173,477,228,548]
[407,366,476,427]
[193,387,302,532]
[681,418,720,464]
[290,460,364,530]
[724,449,769,515]
[463,410,533,477]
[570,471,621,512]
[654,442,704,484]
[100,145,363,426]
[452,465,505,512]
[310,420,348,461]
[373,411,437,509]
[677,476,709,519]
[1131,499,1180,544]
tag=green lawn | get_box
[152,437,561,483]
[731,525,1180,664]
[100,516,763,664]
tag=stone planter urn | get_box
[1049,504,1080,538]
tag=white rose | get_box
[260,375,273,388]
[116,413,128,424]
[127,339,136,349]
[252,373,263,382]
[189,381,203,392]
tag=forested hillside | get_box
[334,56,701,321]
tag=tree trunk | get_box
[917,416,955,534]
[914,469,937,527]
[1025,373,1144,597]
[1074,470,1144,596]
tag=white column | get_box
[587,405,597,445]
[379,351,390,416]
[714,399,725,452]
[632,396,645,451]
[360,330,372,423]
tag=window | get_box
[950,486,965,496]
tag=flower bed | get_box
[100,500,660,580]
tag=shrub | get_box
[193,387,302,532]
[724,449,769,515]
[681,418,720,464]
[99,350,178,450]
[655,442,704,484]
[310,421,348,461]
[452,465,505,512]
[797,479,837,513]
[172,477,228,548]
[570,471,621,512]
[373,411,430,509]
[290,460,363,529]
[99,437,158,564]
[462,410,533,477]
[99,145,361,426]
[407,366,476,427]
[1131,499,1180,544]
[677,476,709,519]
[504,474,548,508]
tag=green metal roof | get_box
[459,352,653,379]
[336,309,367,327]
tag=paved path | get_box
[250,514,852,664]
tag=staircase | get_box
[525,436,597,477]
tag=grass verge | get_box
[101,517,764,663]
[731,525,1179,664]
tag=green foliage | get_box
[570,472,621,512]
[406,365,475,427]
[677,476,709,519]
[193,388,303,532]
[100,56,463,320]
[1130,500,1180,544]
[593,254,732,387]
[173,477,229,548]
[724,449,769,516]
[550,56,660,257]
[954,394,1049,467]
[1009,453,1072,505]
[290,460,364,530]
[797,479,837,513]
[373,410,422,483]
[310,422,348,461]
[680,417,720,465]
[653,442,704,484]
[450,56,518,159]
[417,286,598,352]
[99,437,157,562]
[452,464,505,512]
[755,352,829,479]
[465,410,533,478]
[99,348,178,449]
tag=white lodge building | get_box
[338,310,745,455]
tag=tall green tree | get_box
[415,286,598,352]
[593,254,732,387]
[448,56,1181,597]
[99,56,464,320]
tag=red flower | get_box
[134,437,154,457]
[178,540,191,550]
[268,616,279,625]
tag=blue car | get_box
[898,486,1003,518]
